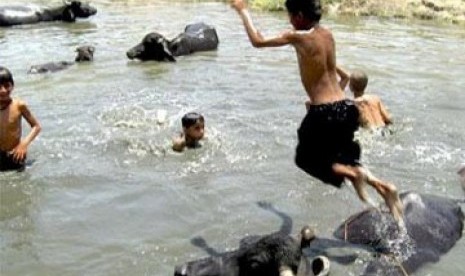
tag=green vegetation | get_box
[248,0,465,24]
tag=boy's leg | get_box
[332,163,375,207]
[332,163,404,223]
[361,167,404,224]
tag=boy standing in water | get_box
[172,112,205,152]
[230,0,403,222]
[0,66,41,171]
[345,69,393,129]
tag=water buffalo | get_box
[28,45,94,74]
[334,191,464,275]
[126,22,219,62]
[0,1,97,27]
[173,202,327,276]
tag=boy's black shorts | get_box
[295,99,361,187]
[0,151,25,172]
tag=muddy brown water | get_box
[1,1,464,275]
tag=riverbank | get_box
[250,0,465,25]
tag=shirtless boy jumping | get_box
[0,66,41,171]
[230,0,403,222]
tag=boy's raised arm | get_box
[230,0,292,48]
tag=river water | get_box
[1,0,464,275]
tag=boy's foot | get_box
[382,183,404,225]
[361,168,404,225]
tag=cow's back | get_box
[0,5,42,26]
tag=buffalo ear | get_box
[62,8,76,22]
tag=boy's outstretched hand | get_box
[230,0,247,12]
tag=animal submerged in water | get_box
[0,1,97,27]
[28,45,95,74]
[126,22,219,62]
[334,191,464,275]
[175,192,464,276]
[174,202,327,276]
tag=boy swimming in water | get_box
[230,0,403,222]
[172,112,205,152]
[345,69,393,129]
[0,66,41,171]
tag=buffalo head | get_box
[62,1,97,22]
[126,32,175,62]
[173,226,317,276]
[75,45,95,62]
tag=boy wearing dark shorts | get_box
[230,0,403,223]
[0,66,41,172]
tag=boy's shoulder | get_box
[10,98,28,111]
[12,98,26,105]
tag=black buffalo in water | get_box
[28,45,95,74]
[334,192,464,275]
[0,1,97,27]
[174,202,328,276]
[175,192,464,276]
[126,22,219,62]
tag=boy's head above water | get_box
[349,70,368,96]
[182,112,205,143]
[0,66,14,105]
[0,66,14,86]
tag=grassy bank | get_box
[250,0,465,24]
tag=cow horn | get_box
[279,266,295,276]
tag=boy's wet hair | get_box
[0,66,14,86]
[182,112,204,129]
[285,0,322,22]
[350,70,368,92]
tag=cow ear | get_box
[62,8,76,22]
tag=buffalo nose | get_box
[126,50,135,60]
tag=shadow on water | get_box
[1,1,465,275]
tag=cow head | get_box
[75,45,95,62]
[62,1,97,22]
[126,32,176,62]
[173,226,316,276]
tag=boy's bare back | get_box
[290,28,344,104]
[355,94,392,128]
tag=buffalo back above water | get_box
[126,22,219,62]
[334,192,464,275]
[0,1,97,27]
